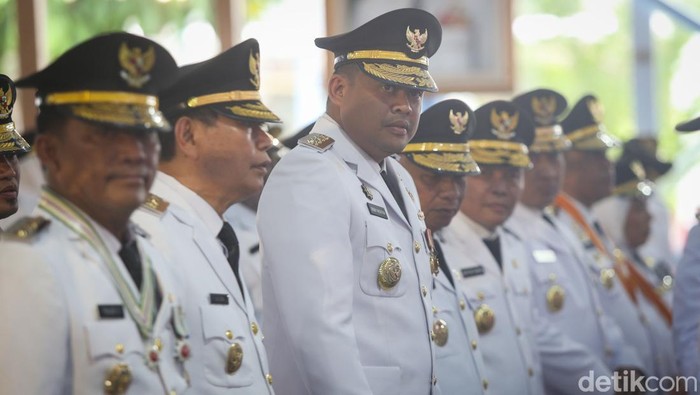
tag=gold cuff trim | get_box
[403,142,470,153]
[469,139,531,168]
[362,63,437,91]
[339,50,429,66]
[186,91,261,108]
[45,91,158,106]
[410,152,481,174]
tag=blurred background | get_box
[1,0,699,253]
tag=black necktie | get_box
[592,221,605,237]
[119,239,143,290]
[434,240,455,287]
[218,222,244,299]
[542,213,555,228]
[483,237,502,269]
[380,169,408,219]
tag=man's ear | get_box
[34,133,60,174]
[173,116,199,159]
[328,73,349,107]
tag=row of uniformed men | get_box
[0,7,680,395]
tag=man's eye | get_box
[382,84,395,92]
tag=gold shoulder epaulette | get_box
[142,193,170,216]
[298,133,334,152]
[3,216,50,240]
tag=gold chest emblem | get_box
[546,284,565,312]
[119,42,155,88]
[432,319,449,347]
[474,304,495,333]
[104,363,132,395]
[600,268,616,289]
[378,257,402,290]
[405,26,428,53]
[226,343,244,374]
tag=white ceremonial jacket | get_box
[0,196,189,395]
[432,234,489,395]
[132,173,273,395]
[442,212,545,395]
[257,114,439,395]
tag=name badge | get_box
[98,304,125,319]
[461,266,485,278]
[209,293,229,305]
[533,249,557,263]
[367,203,388,219]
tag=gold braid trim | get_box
[469,139,531,168]
[228,102,280,122]
[410,152,480,174]
[70,104,168,129]
[361,63,436,90]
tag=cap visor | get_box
[359,61,437,92]
[409,152,480,175]
[214,100,281,123]
[66,104,170,132]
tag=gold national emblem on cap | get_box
[119,42,155,88]
[531,95,556,125]
[587,98,604,123]
[406,26,428,53]
[490,108,519,140]
[0,85,12,118]
[378,257,402,290]
[449,109,468,134]
[249,50,260,89]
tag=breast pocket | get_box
[84,320,144,362]
[359,220,408,297]
[461,282,499,335]
[200,304,254,388]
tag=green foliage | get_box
[45,0,215,59]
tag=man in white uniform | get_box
[132,39,277,394]
[399,99,489,394]
[0,74,31,228]
[509,89,643,392]
[555,95,660,382]
[0,32,190,394]
[257,8,444,395]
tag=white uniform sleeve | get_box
[673,224,700,379]
[0,242,71,394]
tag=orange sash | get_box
[554,193,672,326]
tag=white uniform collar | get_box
[453,211,499,240]
[156,171,223,237]
[318,113,383,175]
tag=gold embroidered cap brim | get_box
[529,126,571,153]
[0,126,31,154]
[567,125,620,151]
[220,100,281,123]
[613,179,654,198]
[360,61,437,92]
[469,140,532,168]
[66,103,170,131]
[409,152,480,175]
